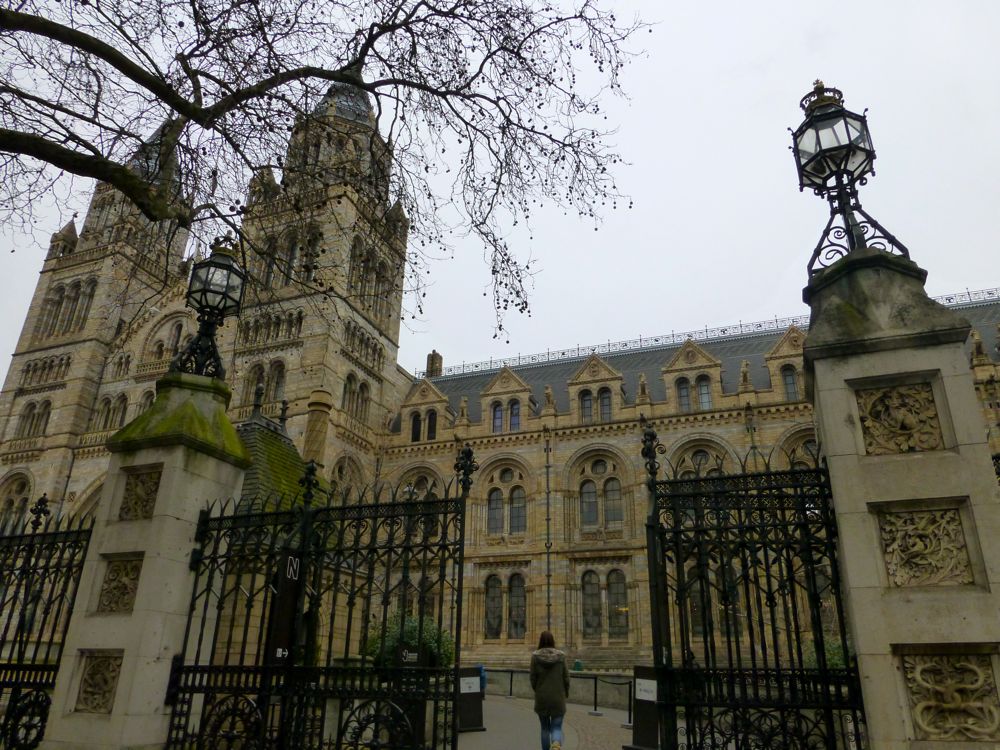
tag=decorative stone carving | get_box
[855,383,943,455]
[97,558,143,613]
[878,510,973,587]
[75,650,124,714]
[118,468,161,520]
[902,654,1000,741]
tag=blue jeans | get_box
[539,714,564,750]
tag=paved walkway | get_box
[459,695,632,750]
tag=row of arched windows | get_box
[484,574,527,639]
[238,310,304,346]
[15,401,51,439]
[348,238,394,326]
[410,410,437,442]
[342,373,371,422]
[579,388,613,423]
[147,321,188,363]
[110,353,131,379]
[490,399,521,434]
[243,361,286,405]
[581,570,630,639]
[91,395,128,432]
[578,458,623,528]
[487,486,527,535]
[673,367,799,413]
[35,277,97,340]
[20,355,71,386]
[343,320,386,372]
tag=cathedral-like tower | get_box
[0,136,188,509]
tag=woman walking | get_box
[530,631,570,750]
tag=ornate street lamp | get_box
[792,80,909,274]
[169,234,246,379]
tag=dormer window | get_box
[426,409,437,441]
[676,378,692,412]
[598,387,612,422]
[410,412,421,442]
[696,375,712,410]
[782,365,799,401]
[580,389,593,423]
[491,401,503,433]
[509,400,520,432]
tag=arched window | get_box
[283,235,299,285]
[582,571,602,638]
[61,283,81,334]
[509,400,520,432]
[44,286,65,338]
[245,364,266,405]
[579,389,593,423]
[0,474,31,510]
[426,410,437,441]
[113,395,128,428]
[508,574,526,639]
[267,361,286,401]
[487,488,504,535]
[598,387,612,422]
[604,478,622,524]
[608,570,629,639]
[782,365,799,401]
[16,403,36,439]
[348,237,365,295]
[676,378,691,413]
[357,382,370,421]
[696,375,712,410]
[33,401,51,437]
[491,402,503,434]
[409,412,421,443]
[509,486,526,534]
[97,397,113,431]
[580,480,598,526]
[484,575,502,639]
[139,391,155,414]
[78,279,97,329]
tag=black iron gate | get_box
[166,447,477,749]
[0,496,93,750]
[640,426,867,749]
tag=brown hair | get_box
[538,631,555,649]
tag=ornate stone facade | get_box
[855,382,944,455]
[118,469,161,521]
[96,558,143,613]
[75,650,124,714]
[877,508,974,587]
[903,654,1000,741]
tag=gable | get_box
[568,354,623,386]
[401,378,449,407]
[662,339,721,372]
[480,366,531,398]
[765,325,806,360]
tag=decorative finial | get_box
[454,443,479,498]
[279,399,289,429]
[29,493,50,532]
[800,80,844,113]
[299,460,319,507]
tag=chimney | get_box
[426,349,443,378]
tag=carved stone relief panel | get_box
[96,557,143,613]
[118,467,162,521]
[878,509,974,587]
[75,650,124,714]
[902,654,1000,741]
[855,382,944,455]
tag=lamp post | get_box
[791,80,909,275]
[169,234,246,380]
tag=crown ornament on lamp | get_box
[169,233,246,379]
[791,80,909,275]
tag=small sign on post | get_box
[457,666,486,732]
[265,551,302,667]
[623,665,658,750]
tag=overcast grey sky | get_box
[3,0,999,384]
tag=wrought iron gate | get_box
[0,496,92,750]
[641,427,867,749]
[166,447,476,749]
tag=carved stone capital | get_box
[856,383,943,455]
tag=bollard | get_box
[587,676,603,717]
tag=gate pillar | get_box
[804,247,1000,748]
[42,373,250,749]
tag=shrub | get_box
[363,613,455,667]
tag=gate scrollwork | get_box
[2,689,52,750]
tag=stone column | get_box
[43,373,250,750]
[302,388,334,466]
[804,247,1000,748]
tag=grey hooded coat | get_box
[530,647,570,717]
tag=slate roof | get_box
[236,409,307,502]
[417,299,1000,425]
